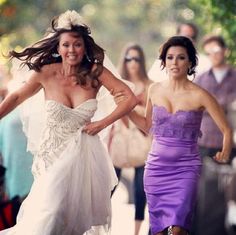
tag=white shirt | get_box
[212,68,228,84]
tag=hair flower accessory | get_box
[57,10,86,29]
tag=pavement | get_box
[111,176,150,235]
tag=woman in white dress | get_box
[0,10,137,235]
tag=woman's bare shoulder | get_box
[189,81,210,97]
[41,63,60,74]
[188,81,215,108]
[39,63,60,80]
[148,81,164,93]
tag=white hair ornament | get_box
[57,10,86,29]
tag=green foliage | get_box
[0,0,175,68]
[189,0,236,65]
[0,0,235,68]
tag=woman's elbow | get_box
[9,92,20,104]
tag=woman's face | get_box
[58,32,85,66]
[125,49,141,75]
[165,46,191,79]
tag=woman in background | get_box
[109,43,152,235]
[0,74,33,200]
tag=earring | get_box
[52,53,60,58]
[85,54,92,62]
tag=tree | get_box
[190,0,236,65]
[1,0,235,68]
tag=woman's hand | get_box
[111,89,143,106]
[200,88,232,165]
[110,89,127,105]
[213,151,229,164]
[82,121,106,135]
[95,67,137,128]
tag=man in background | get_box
[196,35,236,163]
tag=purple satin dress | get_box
[144,105,203,234]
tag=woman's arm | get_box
[0,72,42,119]
[83,67,138,135]
[200,89,232,163]
[119,80,153,129]
[112,83,154,134]
[128,84,153,133]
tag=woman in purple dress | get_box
[113,36,232,235]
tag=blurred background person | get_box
[176,22,211,75]
[176,22,198,43]
[148,22,211,82]
[0,165,6,202]
[191,35,236,235]
[0,109,33,200]
[195,35,236,163]
[0,64,33,200]
[226,158,236,235]
[0,165,21,231]
[109,43,152,235]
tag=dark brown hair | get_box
[159,36,198,77]
[8,17,105,88]
[202,35,226,49]
[176,22,199,42]
[118,43,148,81]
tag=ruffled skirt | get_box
[0,130,118,235]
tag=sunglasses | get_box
[205,47,223,56]
[124,56,141,63]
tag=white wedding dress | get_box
[0,98,118,235]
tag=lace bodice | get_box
[151,105,203,141]
[32,99,97,177]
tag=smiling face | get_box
[165,46,191,79]
[58,32,85,66]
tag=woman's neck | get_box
[129,74,145,83]
[61,63,78,77]
[167,75,189,91]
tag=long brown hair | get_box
[8,17,105,88]
[118,43,148,82]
